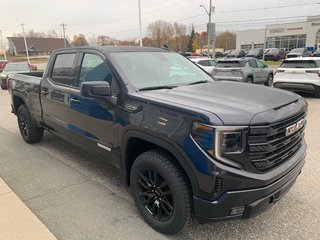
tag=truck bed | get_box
[10,72,44,125]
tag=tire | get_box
[315,91,320,98]
[265,74,273,86]
[130,149,191,234]
[1,83,7,90]
[17,104,44,143]
[246,77,253,83]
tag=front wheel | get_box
[130,150,191,234]
[17,104,44,143]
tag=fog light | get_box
[230,206,245,216]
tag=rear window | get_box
[216,61,245,68]
[280,60,319,68]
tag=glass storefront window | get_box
[266,34,306,50]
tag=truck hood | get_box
[141,81,300,125]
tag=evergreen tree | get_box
[187,26,195,52]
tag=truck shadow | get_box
[35,132,300,240]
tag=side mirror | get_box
[81,81,111,99]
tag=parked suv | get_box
[246,49,263,59]
[286,48,311,58]
[226,49,246,58]
[264,48,286,61]
[212,58,274,86]
[189,57,217,73]
[274,57,320,97]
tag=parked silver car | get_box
[286,48,311,58]
[212,58,274,86]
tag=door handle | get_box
[41,89,49,96]
[70,98,80,104]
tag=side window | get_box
[198,60,210,66]
[51,53,76,85]
[78,53,118,93]
[256,60,265,68]
[248,59,258,68]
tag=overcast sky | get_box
[1,0,320,41]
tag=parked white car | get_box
[274,57,320,97]
[189,57,217,73]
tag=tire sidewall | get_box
[130,152,188,233]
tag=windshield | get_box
[229,50,239,55]
[247,49,259,55]
[216,61,245,68]
[4,63,29,72]
[290,48,304,53]
[280,60,319,68]
[111,52,212,90]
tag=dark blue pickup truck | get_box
[8,46,307,234]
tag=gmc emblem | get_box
[286,119,304,136]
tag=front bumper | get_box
[274,82,320,94]
[193,147,306,222]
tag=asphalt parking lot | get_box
[0,89,319,240]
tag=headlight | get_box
[192,122,248,169]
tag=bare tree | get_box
[173,22,186,51]
[47,29,58,38]
[215,31,236,50]
[72,34,89,46]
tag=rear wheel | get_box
[265,74,273,86]
[315,90,320,98]
[130,149,191,234]
[17,104,44,143]
[246,77,253,83]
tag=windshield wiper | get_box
[138,85,176,91]
[187,80,210,86]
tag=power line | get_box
[215,2,320,13]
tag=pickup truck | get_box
[8,46,307,234]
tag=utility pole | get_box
[20,23,30,64]
[0,30,7,60]
[200,0,214,57]
[60,23,67,48]
[138,0,143,47]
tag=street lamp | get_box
[138,0,143,47]
[20,23,30,64]
[200,0,215,58]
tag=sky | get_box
[1,0,320,42]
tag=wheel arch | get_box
[121,130,199,195]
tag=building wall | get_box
[236,16,320,51]
[236,29,265,50]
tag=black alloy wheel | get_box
[137,168,174,222]
[16,105,44,143]
[18,110,29,138]
[130,150,191,234]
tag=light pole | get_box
[263,26,267,61]
[20,23,30,64]
[200,0,214,58]
[138,0,143,47]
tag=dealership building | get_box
[236,15,320,51]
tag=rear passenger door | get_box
[41,51,78,138]
[68,51,120,165]
[248,59,261,82]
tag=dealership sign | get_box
[287,27,303,31]
[269,28,285,33]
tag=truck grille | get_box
[248,110,306,172]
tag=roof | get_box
[190,57,216,62]
[7,37,71,52]
[283,57,320,61]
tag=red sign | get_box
[287,27,303,31]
